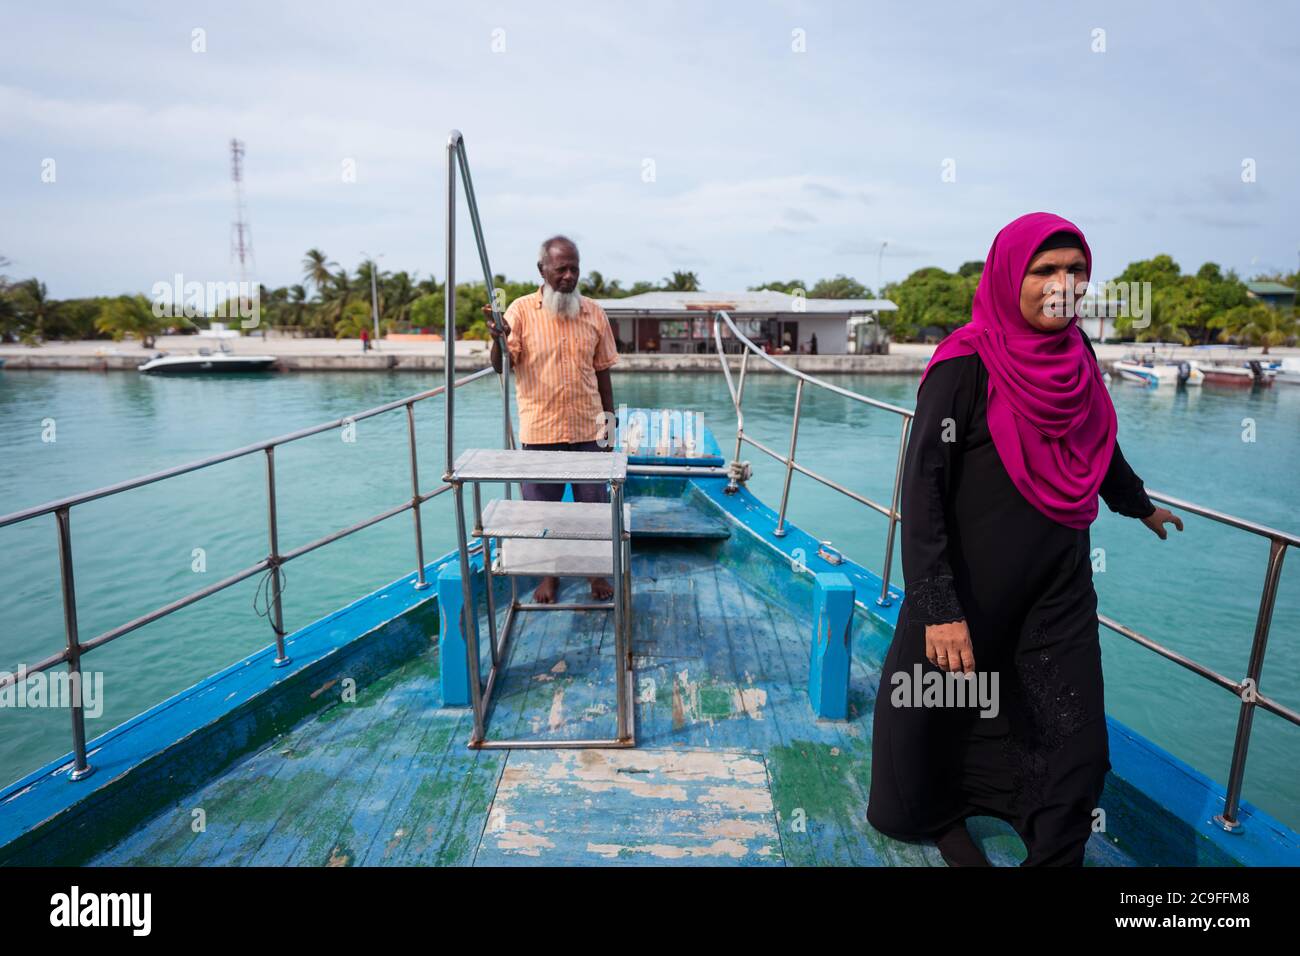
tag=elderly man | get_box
[489,235,619,604]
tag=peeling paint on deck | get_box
[477,748,783,866]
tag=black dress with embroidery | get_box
[866,334,1155,866]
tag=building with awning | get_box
[592,290,897,355]
[1245,281,1296,310]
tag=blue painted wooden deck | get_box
[90,534,1161,867]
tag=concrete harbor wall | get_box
[0,339,932,374]
[2,338,1295,375]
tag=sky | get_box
[2,0,1298,299]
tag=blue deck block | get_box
[809,572,855,719]
[438,559,480,706]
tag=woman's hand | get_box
[1141,506,1183,540]
[925,620,975,673]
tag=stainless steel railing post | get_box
[264,447,291,668]
[55,507,94,782]
[473,481,500,667]
[453,481,485,744]
[444,132,459,480]
[878,415,911,606]
[445,132,486,745]
[713,312,748,493]
[1215,536,1287,831]
[406,402,430,590]
[454,138,516,457]
[728,350,750,492]
[611,479,628,740]
[773,378,804,537]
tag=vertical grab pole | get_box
[878,415,911,607]
[730,351,750,479]
[264,447,291,667]
[454,480,485,743]
[445,132,459,481]
[55,507,94,781]
[773,378,804,537]
[611,478,628,740]
[474,481,499,667]
[456,140,515,459]
[1215,537,1287,831]
[454,132,518,617]
[447,132,486,744]
[406,402,430,590]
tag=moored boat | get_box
[1201,360,1274,388]
[138,346,277,374]
[1265,357,1300,385]
[1112,347,1203,388]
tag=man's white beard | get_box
[542,283,580,318]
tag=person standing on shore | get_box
[488,235,620,604]
[360,327,370,352]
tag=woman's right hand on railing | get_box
[925,620,975,673]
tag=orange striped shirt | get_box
[505,286,619,444]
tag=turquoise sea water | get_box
[1,367,1297,831]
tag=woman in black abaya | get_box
[866,213,1183,866]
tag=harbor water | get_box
[1,368,1297,830]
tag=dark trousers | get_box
[520,440,611,504]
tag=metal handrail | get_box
[711,308,1297,832]
[445,129,515,478]
[443,130,518,744]
[0,365,496,781]
[713,310,913,605]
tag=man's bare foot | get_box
[589,576,614,600]
[533,576,559,604]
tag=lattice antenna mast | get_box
[229,138,255,289]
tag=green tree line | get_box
[2,251,1295,350]
[878,258,1298,352]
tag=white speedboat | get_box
[1113,348,1203,388]
[138,345,276,374]
[1265,357,1300,385]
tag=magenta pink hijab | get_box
[920,212,1117,529]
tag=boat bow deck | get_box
[85,494,1241,867]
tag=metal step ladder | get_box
[446,448,635,749]
[441,131,639,749]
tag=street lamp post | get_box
[875,240,890,356]
[361,250,384,347]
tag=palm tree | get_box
[286,284,309,328]
[0,256,18,342]
[1209,303,1297,354]
[383,271,419,327]
[95,294,165,346]
[302,249,337,298]
[15,279,58,341]
[319,268,353,332]
[0,291,18,343]
[581,270,609,296]
[257,284,289,333]
[662,270,700,292]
